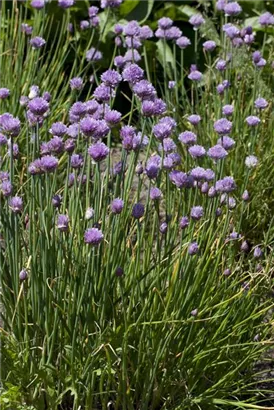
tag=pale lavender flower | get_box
[254,246,263,258]
[222,105,234,116]
[214,118,232,134]
[88,142,109,162]
[179,131,197,145]
[124,20,140,37]
[179,216,189,229]
[217,136,235,150]
[142,99,167,117]
[245,155,258,168]
[223,268,231,276]
[176,36,191,49]
[104,110,122,126]
[49,122,68,137]
[188,145,206,158]
[246,116,260,126]
[203,40,216,51]
[0,134,7,145]
[190,167,206,181]
[67,123,79,139]
[70,153,84,169]
[159,222,168,235]
[223,24,240,39]
[40,155,58,173]
[208,186,216,198]
[187,114,201,125]
[259,11,274,26]
[224,2,242,16]
[101,69,122,87]
[30,36,46,49]
[19,270,28,281]
[85,207,95,220]
[86,48,102,62]
[188,242,199,255]
[48,136,64,154]
[255,58,266,68]
[80,20,90,31]
[122,63,144,84]
[252,51,261,64]
[201,182,209,194]
[133,80,156,100]
[21,23,33,35]
[114,56,125,68]
[140,25,153,40]
[161,138,177,153]
[28,159,43,175]
[188,69,202,81]
[0,113,21,136]
[255,97,268,109]
[158,17,173,30]
[132,203,145,219]
[191,206,204,221]
[70,77,83,90]
[242,190,249,201]
[169,171,194,188]
[124,49,142,63]
[31,0,45,9]
[58,0,74,8]
[228,197,236,209]
[19,96,29,106]
[215,176,236,193]
[28,97,49,116]
[88,6,99,18]
[189,14,205,29]
[9,196,23,213]
[101,0,122,8]
[57,215,69,232]
[165,26,182,40]
[168,81,176,89]
[111,198,124,214]
[1,180,13,196]
[0,88,10,99]
[93,84,114,102]
[216,59,227,71]
[84,227,104,245]
[207,144,228,160]
[150,187,162,201]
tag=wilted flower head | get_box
[57,214,69,232]
[30,36,46,49]
[245,155,258,168]
[84,227,104,245]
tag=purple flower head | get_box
[58,0,74,8]
[114,24,123,34]
[101,69,122,87]
[133,80,156,100]
[214,118,232,135]
[111,198,124,214]
[84,227,104,245]
[145,156,161,179]
[245,155,258,168]
[208,186,216,198]
[42,91,51,102]
[88,6,99,17]
[0,113,21,137]
[176,36,191,49]
[93,84,114,102]
[124,49,142,63]
[169,171,194,189]
[20,96,29,107]
[252,51,261,64]
[224,2,242,16]
[188,242,199,255]
[122,63,144,84]
[30,36,46,49]
[142,99,167,117]
[101,0,122,8]
[259,11,274,26]
[48,136,64,154]
[158,17,173,30]
[241,240,250,253]
[114,56,125,68]
[31,0,45,9]
[200,182,209,194]
[57,215,69,232]
[223,268,231,276]
[140,25,153,40]
[255,58,266,68]
[203,40,216,51]
[0,133,7,145]
[80,20,90,31]
[115,266,124,277]
[88,142,109,162]
[68,173,75,187]
[164,26,182,40]
[0,172,9,182]
[255,97,268,109]
[217,136,235,150]
[161,138,177,153]
[19,270,28,281]
[153,118,175,141]
[223,24,240,39]
[228,196,236,209]
[85,100,99,115]
[159,222,168,235]
[179,131,197,145]
[0,88,10,99]
[188,69,202,81]
[168,81,176,89]
[86,48,102,62]
[28,97,49,116]
[49,122,68,137]
[189,14,205,29]
[67,123,79,139]
[208,144,228,161]
[254,246,263,259]
[188,144,206,158]
[85,207,95,220]
[70,153,84,169]
[216,176,236,193]
[8,196,23,213]
[246,116,260,126]
[28,159,43,175]
[191,206,204,221]
[132,203,145,219]
[70,77,83,90]
[222,105,234,116]
[240,190,249,203]
[124,20,140,37]
[1,180,13,197]
[52,194,62,208]
[150,187,162,201]
[40,155,58,173]
[21,23,33,35]
[216,0,226,11]
[80,117,99,137]
[105,109,122,126]
[216,59,227,71]
[190,167,206,181]
[187,114,201,125]
[179,216,189,229]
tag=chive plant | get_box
[0,1,274,409]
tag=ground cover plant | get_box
[0,0,274,409]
